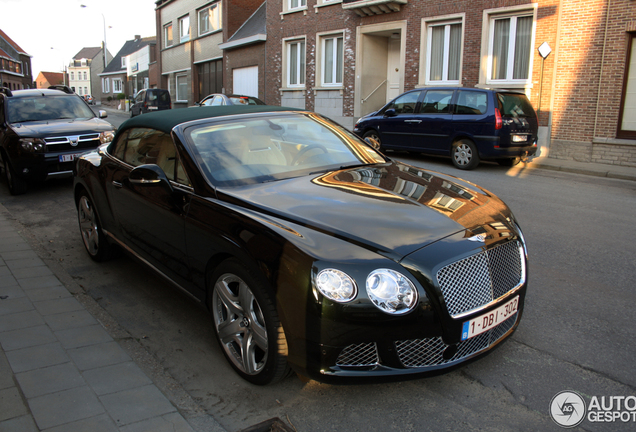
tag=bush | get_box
[107,96,112,102]
[117,93,125,100]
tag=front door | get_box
[386,38,401,103]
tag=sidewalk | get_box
[0,206,227,432]
[530,156,636,182]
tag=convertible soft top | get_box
[118,105,296,134]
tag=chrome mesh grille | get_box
[336,343,379,367]
[437,241,523,317]
[396,313,518,368]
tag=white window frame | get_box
[70,72,74,81]
[282,0,307,15]
[422,15,464,86]
[284,37,306,88]
[481,5,537,87]
[315,0,341,9]
[176,74,188,102]
[121,57,127,69]
[164,23,173,47]
[102,77,110,93]
[199,2,222,36]
[113,78,123,94]
[179,15,190,43]
[317,31,344,87]
[83,71,87,81]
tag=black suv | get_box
[353,87,538,170]
[0,86,115,194]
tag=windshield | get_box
[7,95,95,123]
[185,112,386,186]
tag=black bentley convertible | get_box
[73,105,528,384]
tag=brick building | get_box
[35,71,67,89]
[153,0,636,168]
[0,29,33,90]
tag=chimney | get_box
[135,35,141,40]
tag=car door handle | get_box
[404,120,422,123]
[112,181,123,188]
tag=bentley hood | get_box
[222,162,516,260]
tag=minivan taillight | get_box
[495,108,503,130]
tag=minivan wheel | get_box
[363,130,383,151]
[452,139,480,170]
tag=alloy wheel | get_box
[213,273,269,376]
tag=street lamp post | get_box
[80,5,108,68]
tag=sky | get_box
[1,0,157,78]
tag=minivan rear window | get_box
[148,90,171,103]
[497,93,535,118]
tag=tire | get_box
[497,157,521,167]
[4,159,27,195]
[452,139,480,170]
[77,191,114,262]
[363,130,383,151]
[209,258,290,385]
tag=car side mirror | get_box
[384,108,397,117]
[129,164,173,193]
[364,137,381,151]
[98,110,108,119]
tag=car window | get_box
[386,91,421,115]
[210,96,224,106]
[420,90,453,114]
[497,93,535,118]
[115,128,190,186]
[185,112,386,186]
[135,91,145,103]
[7,95,95,123]
[455,91,488,115]
[229,96,264,105]
[202,97,215,106]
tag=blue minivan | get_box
[353,87,538,169]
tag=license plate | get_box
[148,106,158,110]
[461,296,519,341]
[59,153,82,163]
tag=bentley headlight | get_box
[315,269,357,302]
[19,138,46,152]
[100,131,115,144]
[366,269,418,314]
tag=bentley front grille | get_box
[396,312,518,368]
[436,240,524,318]
[336,342,379,367]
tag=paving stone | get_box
[0,414,39,432]
[16,362,85,399]
[44,310,98,332]
[0,296,33,317]
[83,361,152,396]
[0,325,56,351]
[67,341,131,371]
[0,284,26,300]
[33,297,83,317]
[29,386,105,430]
[0,310,45,332]
[0,387,28,422]
[11,265,53,280]
[0,240,31,253]
[5,343,70,373]
[1,250,40,261]
[17,275,62,290]
[6,257,46,271]
[0,349,13,390]
[120,412,196,432]
[99,384,176,426]
[25,285,72,302]
[43,413,119,432]
[55,324,112,350]
[0,274,18,289]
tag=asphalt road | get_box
[1,120,635,431]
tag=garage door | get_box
[233,66,258,97]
